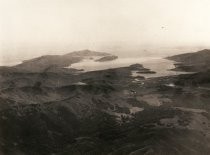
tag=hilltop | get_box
[167,49,210,72]
[0,50,117,73]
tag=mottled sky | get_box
[1,0,210,64]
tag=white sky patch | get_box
[1,0,210,63]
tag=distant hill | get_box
[167,49,210,86]
[0,49,210,154]
[95,55,118,62]
[167,49,210,72]
[0,50,117,73]
[64,49,110,57]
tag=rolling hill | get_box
[167,49,210,72]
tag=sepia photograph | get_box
[0,0,210,154]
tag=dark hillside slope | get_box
[167,49,210,72]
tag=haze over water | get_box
[69,57,189,78]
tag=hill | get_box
[167,49,210,72]
[1,50,116,73]
[0,50,210,154]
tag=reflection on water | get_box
[68,57,190,78]
[131,58,190,78]
[68,57,157,71]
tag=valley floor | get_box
[0,63,210,155]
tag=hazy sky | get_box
[1,0,210,64]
